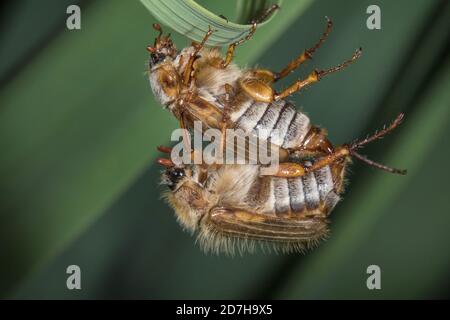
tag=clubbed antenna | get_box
[157,145,172,154]
[152,23,163,45]
[157,158,174,168]
[156,145,174,168]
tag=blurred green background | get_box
[0,0,449,299]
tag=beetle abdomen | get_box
[270,163,340,216]
[230,98,311,150]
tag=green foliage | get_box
[140,0,286,45]
[1,0,449,299]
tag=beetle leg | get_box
[247,17,332,84]
[219,84,235,154]
[183,26,215,86]
[252,4,280,24]
[269,113,407,177]
[242,48,361,103]
[273,17,333,82]
[261,147,348,178]
[179,112,192,155]
[295,126,334,155]
[222,23,257,68]
[239,77,275,103]
[221,4,279,68]
[305,147,350,173]
[273,48,362,101]
[262,162,306,177]
[348,113,407,175]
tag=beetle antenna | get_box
[157,145,173,154]
[153,23,163,44]
[157,157,174,168]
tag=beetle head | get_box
[147,23,177,68]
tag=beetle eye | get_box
[170,168,184,179]
[166,167,185,190]
[150,52,166,66]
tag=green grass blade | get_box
[139,0,285,45]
